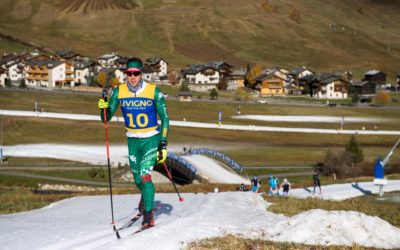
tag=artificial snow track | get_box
[0,192,278,250]
[1,191,400,250]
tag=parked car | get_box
[326,102,337,107]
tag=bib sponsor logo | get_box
[120,100,153,107]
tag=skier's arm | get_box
[100,87,119,122]
[154,88,169,142]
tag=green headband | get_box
[127,61,143,70]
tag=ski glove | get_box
[157,141,168,164]
[98,99,109,109]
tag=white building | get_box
[0,68,6,87]
[7,62,25,85]
[74,58,96,86]
[97,53,120,68]
[183,65,220,92]
[115,69,124,84]
[314,75,349,99]
[143,57,168,82]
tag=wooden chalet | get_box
[312,73,349,99]
[255,72,285,96]
[350,80,376,95]
[363,70,386,86]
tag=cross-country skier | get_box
[312,170,322,195]
[98,57,169,229]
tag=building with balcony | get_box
[25,60,74,88]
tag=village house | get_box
[312,73,349,99]
[25,60,74,88]
[274,67,292,87]
[254,71,285,96]
[97,53,120,68]
[226,68,246,91]
[74,58,97,86]
[178,91,193,102]
[0,68,6,87]
[115,56,129,69]
[179,61,234,92]
[289,66,315,94]
[208,61,233,78]
[0,53,26,86]
[181,64,220,92]
[143,57,168,82]
[5,61,25,86]
[363,69,387,89]
[350,80,376,95]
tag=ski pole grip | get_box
[102,89,108,102]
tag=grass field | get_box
[1,89,400,166]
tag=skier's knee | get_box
[141,174,152,184]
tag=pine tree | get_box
[346,135,364,164]
[210,88,218,100]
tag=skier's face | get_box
[126,70,142,87]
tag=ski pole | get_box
[163,162,184,202]
[102,90,121,239]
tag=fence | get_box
[167,152,198,176]
[188,148,243,173]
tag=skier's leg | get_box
[127,138,145,213]
[318,180,322,194]
[138,135,160,228]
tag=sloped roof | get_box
[182,64,217,76]
[365,69,381,75]
[56,50,80,59]
[98,53,120,60]
[318,73,348,84]
[73,58,96,69]
[207,61,233,69]
[254,73,270,82]
[178,91,193,96]
[351,80,374,87]
[290,66,309,76]
[0,54,19,66]
[230,68,247,76]
[26,60,63,69]
[145,57,167,65]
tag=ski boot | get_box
[141,210,154,229]
[137,195,144,216]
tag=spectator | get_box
[280,178,291,197]
[267,174,278,196]
[251,176,260,193]
[238,183,248,192]
[312,170,322,195]
[274,176,280,196]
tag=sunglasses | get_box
[126,71,142,76]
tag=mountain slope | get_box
[0,0,399,78]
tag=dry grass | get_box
[186,234,375,250]
[0,186,74,214]
[264,193,400,228]
[1,0,400,77]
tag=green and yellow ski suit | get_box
[101,80,169,212]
